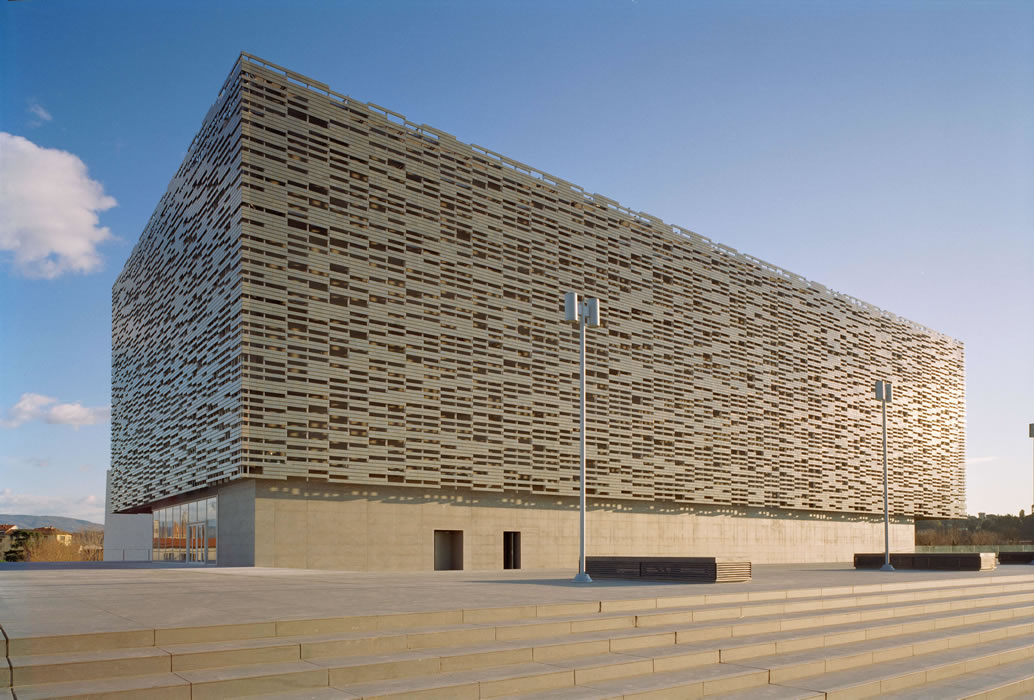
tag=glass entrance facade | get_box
[152,496,217,564]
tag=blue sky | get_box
[1,0,1031,523]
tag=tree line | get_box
[2,529,104,562]
[916,512,1033,546]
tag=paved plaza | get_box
[3,561,1032,641]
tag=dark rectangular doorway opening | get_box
[434,530,463,570]
[503,531,521,569]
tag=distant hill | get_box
[0,514,104,532]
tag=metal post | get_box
[1029,424,1034,565]
[565,292,597,583]
[574,312,592,583]
[881,399,894,571]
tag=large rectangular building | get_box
[109,53,965,569]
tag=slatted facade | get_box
[110,71,243,512]
[110,53,965,519]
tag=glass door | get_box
[188,523,207,563]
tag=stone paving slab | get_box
[2,562,1033,643]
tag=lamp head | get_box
[563,292,579,322]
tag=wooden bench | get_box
[997,551,1034,564]
[854,552,996,571]
[585,556,751,583]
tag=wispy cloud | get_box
[27,100,53,126]
[0,393,110,429]
[0,455,51,469]
[965,456,998,465]
[0,488,104,522]
[0,132,116,278]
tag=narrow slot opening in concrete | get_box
[503,531,521,569]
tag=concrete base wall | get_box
[217,479,257,567]
[236,479,914,570]
[102,513,153,562]
[103,470,154,561]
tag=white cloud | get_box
[1,393,110,429]
[27,100,53,125]
[46,401,111,427]
[0,488,105,522]
[965,456,998,465]
[0,133,116,278]
[1,393,55,427]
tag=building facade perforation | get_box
[234,54,957,346]
[110,66,246,512]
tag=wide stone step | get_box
[11,661,330,700]
[162,635,305,672]
[700,686,825,700]
[518,651,658,686]
[340,659,771,699]
[250,691,353,700]
[733,617,1034,684]
[878,652,1034,699]
[490,661,769,699]
[174,660,330,700]
[6,628,157,657]
[773,633,1034,699]
[12,672,190,700]
[515,682,824,700]
[9,645,171,686]
[333,658,765,699]
[335,661,576,699]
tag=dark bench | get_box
[998,551,1034,564]
[585,556,751,583]
[854,552,995,571]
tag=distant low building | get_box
[32,527,72,546]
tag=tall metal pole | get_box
[875,379,894,572]
[574,312,592,583]
[565,291,596,583]
[882,399,893,571]
[1029,424,1034,565]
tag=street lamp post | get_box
[565,291,600,583]
[1029,423,1033,565]
[875,380,895,572]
